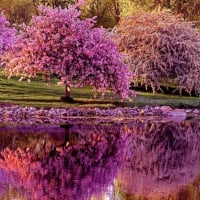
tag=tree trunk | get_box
[153,0,171,12]
[65,84,71,98]
[112,0,121,24]
[61,84,74,102]
[165,0,171,9]
[176,0,187,18]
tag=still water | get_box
[0,117,200,200]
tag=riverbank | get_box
[0,104,199,124]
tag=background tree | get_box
[130,0,200,27]
[0,0,36,24]
[115,11,200,96]
[36,0,75,8]
[80,0,135,28]
[3,6,133,100]
[0,0,76,24]
[1,0,200,27]
[80,0,117,28]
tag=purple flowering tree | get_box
[3,5,134,101]
[115,12,200,96]
[0,13,15,56]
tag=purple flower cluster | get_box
[0,13,16,55]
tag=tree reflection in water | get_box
[118,120,200,199]
[0,123,125,200]
[0,119,199,200]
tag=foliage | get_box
[0,0,36,24]
[119,0,137,17]
[130,0,200,26]
[0,0,136,27]
[115,11,200,96]
[1,0,200,28]
[0,13,16,55]
[80,0,136,28]
[3,5,133,99]
[0,0,76,24]
[36,0,76,8]
[81,0,116,28]
[81,0,200,28]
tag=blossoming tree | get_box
[0,13,16,55]
[115,12,200,96]
[3,6,134,101]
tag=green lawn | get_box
[0,71,199,108]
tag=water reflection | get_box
[0,119,199,199]
[118,121,200,199]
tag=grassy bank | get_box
[0,71,199,108]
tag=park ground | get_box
[0,71,199,109]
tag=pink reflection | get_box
[0,120,199,199]
[0,123,125,200]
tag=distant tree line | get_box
[131,0,200,25]
[1,0,200,27]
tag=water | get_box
[0,117,200,200]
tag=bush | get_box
[115,11,200,96]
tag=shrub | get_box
[115,11,200,96]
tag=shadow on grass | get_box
[130,84,199,97]
[9,96,200,108]
[11,99,62,103]
[8,97,117,105]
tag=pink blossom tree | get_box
[115,12,200,96]
[0,13,16,56]
[3,5,134,101]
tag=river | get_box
[0,117,199,200]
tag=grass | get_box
[0,71,199,108]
